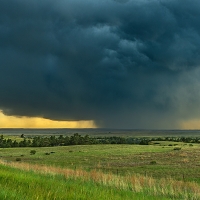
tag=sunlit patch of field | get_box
[150,140,185,146]
[2,135,25,142]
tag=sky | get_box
[0,0,200,129]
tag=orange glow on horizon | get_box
[0,111,97,128]
[179,119,200,130]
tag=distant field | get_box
[0,143,200,182]
[1,128,200,137]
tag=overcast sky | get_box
[1,0,200,129]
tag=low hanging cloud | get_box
[1,0,200,129]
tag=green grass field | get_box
[1,142,200,199]
[0,143,199,181]
[0,164,156,200]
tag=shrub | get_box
[45,153,50,155]
[173,147,181,150]
[30,150,36,155]
[150,160,157,165]
[16,158,21,161]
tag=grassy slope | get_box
[0,143,200,199]
[0,164,163,200]
[0,144,200,181]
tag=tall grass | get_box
[0,159,200,199]
[0,164,149,200]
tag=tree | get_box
[70,133,82,145]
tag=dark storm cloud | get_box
[1,0,200,128]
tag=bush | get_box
[16,158,21,161]
[30,150,36,155]
[173,147,181,150]
[150,160,157,165]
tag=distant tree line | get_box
[0,134,96,148]
[0,134,200,148]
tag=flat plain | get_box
[1,129,200,199]
[0,143,200,181]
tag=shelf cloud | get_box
[1,0,200,128]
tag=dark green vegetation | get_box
[1,133,200,147]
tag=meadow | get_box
[1,131,200,199]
